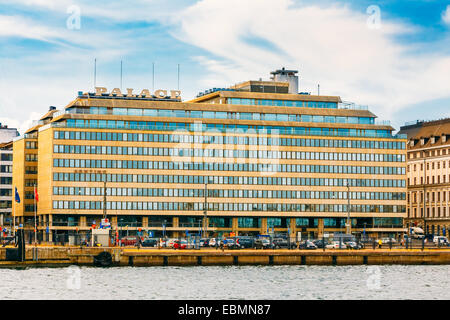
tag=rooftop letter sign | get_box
[94,87,181,100]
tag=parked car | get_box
[254,238,274,249]
[273,238,295,249]
[200,238,210,247]
[165,238,177,248]
[299,240,317,250]
[120,236,139,246]
[173,240,188,249]
[312,239,326,249]
[433,236,449,245]
[345,241,363,250]
[326,241,347,249]
[235,237,254,249]
[142,238,158,247]
[223,238,240,249]
[208,238,217,247]
[381,237,397,244]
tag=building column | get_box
[318,218,324,238]
[261,218,268,235]
[289,218,296,239]
[48,214,53,242]
[173,217,179,228]
[80,216,87,227]
[142,216,148,229]
[232,217,238,236]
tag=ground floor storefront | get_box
[9,214,406,244]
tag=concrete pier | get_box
[1,247,450,267]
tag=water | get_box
[0,265,449,300]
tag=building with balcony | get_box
[399,118,450,236]
[14,69,407,241]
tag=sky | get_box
[0,0,450,134]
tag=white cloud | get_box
[443,5,450,25]
[172,0,450,122]
[0,15,61,41]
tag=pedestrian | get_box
[378,239,382,249]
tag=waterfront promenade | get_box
[1,246,450,267]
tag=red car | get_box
[173,240,188,249]
[120,236,139,246]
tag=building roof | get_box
[188,90,342,104]
[0,141,13,150]
[39,108,58,121]
[405,118,450,150]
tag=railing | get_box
[375,120,391,126]
[52,110,66,118]
[31,120,45,127]
[338,102,369,110]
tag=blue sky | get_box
[0,0,449,133]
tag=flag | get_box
[14,187,20,203]
[34,186,39,202]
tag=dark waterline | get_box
[0,265,448,300]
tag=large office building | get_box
[399,119,450,236]
[13,69,407,241]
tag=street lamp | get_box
[422,155,427,235]
[203,181,208,238]
[346,181,351,235]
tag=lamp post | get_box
[203,181,208,238]
[422,155,427,235]
[346,182,351,235]
[103,180,107,220]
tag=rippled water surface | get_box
[0,265,449,300]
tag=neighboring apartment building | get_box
[0,124,19,227]
[14,69,407,242]
[399,119,450,236]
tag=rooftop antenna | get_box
[94,58,97,89]
[120,60,123,91]
[152,62,155,92]
[318,84,320,95]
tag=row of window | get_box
[63,120,396,139]
[0,154,12,161]
[46,215,403,229]
[0,165,12,173]
[26,154,38,162]
[227,98,338,108]
[69,106,373,125]
[409,175,449,185]
[52,200,406,213]
[54,130,405,149]
[408,190,449,203]
[53,157,405,175]
[52,186,406,200]
[53,145,406,164]
[53,172,407,188]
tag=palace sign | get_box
[95,87,181,100]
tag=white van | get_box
[433,236,448,245]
